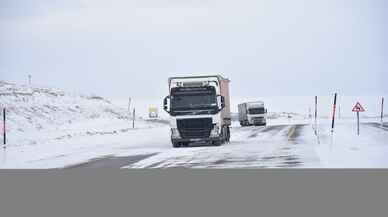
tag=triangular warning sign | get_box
[352,102,365,112]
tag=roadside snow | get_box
[315,123,388,168]
[0,123,170,169]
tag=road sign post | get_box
[357,111,360,135]
[352,102,365,136]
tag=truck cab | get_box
[163,75,231,148]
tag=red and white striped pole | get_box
[331,93,337,134]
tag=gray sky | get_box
[1,0,387,100]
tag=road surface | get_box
[67,123,321,169]
[3,121,388,169]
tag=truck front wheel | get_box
[226,126,230,142]
[213,140,222,146]
[172,142,181,148]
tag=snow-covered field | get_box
[1,81,387,169]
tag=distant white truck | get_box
[238,101,267,126]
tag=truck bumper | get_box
[253,121,266,126]
[171,136,222,143]
[250,118,266,126]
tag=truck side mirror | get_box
[163,96,170,113]
[217,95,225,111]
[265,109,268,113]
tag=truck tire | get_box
[213,140,222,146]
[226,126,230,142]
[172,142,181,148]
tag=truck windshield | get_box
[248,107,265,114]
[170,86,217,115]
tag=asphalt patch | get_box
[65,153,157,169]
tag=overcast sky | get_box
[1,0,387,101]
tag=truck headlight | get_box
[210,125,220,137]
[171,128,181,138]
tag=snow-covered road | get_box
[71,121,388,169]
[125,124,320,168]
[2,119,388,169]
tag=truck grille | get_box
[253,117,263,121]
[177,118,213,139]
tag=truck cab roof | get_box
[168,75,229,83]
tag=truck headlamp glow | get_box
[210,125,220,137]
[171,128,181,138]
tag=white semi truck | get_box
[238,101,267,126]
[163,75,231,148]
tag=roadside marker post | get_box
[338,104,341,119]
[331,93,337,134]
[132,108,135,129]
[352,102,365,136]
[2,108,6,148]
[314,96,317,134]
[128,97,132,121]
[381,97,384,127]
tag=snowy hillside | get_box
[0,81,127,133]
[0,81,163,148]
